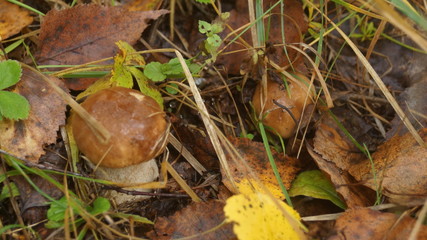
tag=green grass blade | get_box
[259,122,293,207]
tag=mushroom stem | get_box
[89,159,159,205]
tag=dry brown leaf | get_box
[221,137,300,199]
[147,200,236,240]
[217,0,307,74]
[328,208,427,240]
[0,69,67,162]
[0,0,33,40]
[349,128,427,206]
[311,112,374,208]
[37,4,168,90]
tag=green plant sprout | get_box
[350,15,376,41]
[46,196,110,229]
[198,13,230,63]
[144,57,200,82]
[0,60,30,120]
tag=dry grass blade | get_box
[369,0,427,52]
[409,198,427,240]
[305,1,426,147]
[174,50,237,191]
[168,133,208,175]
[166,161,201,202]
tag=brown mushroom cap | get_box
[72,87,169,168]
[252,73,313,138]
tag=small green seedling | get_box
[0,60,30,120]
[46,196,110,229]
[198,13,229,62]
[350,15,376,41]
[144,57,200,82]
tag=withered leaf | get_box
[0,0,33,40]
[37,4,168,89]
[0,69,67,162]
[329,208,427,240]
[311,112,374,208]
[221,137,300,199]
[147,200,235,240]
[349,128,427,206]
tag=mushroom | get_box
[252,73,313,138]
[71,87,170,205]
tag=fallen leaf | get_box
[329,208,427,240]
[0,69,67,162]
[217,0,307,74]
[289,170,346,209]
[221,137,300,199]
[37,4,168,89]
[147,200,235,240]
[349,128,427,206]
[224,193,305,240]
[0,0,33,40]
[311,112,375,208]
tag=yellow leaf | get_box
[224,193,304,240]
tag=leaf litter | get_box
[0,0,426,239]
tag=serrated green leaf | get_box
[115,41,146,66]
[89,197,110,215]
[0,91,30,120]
[0,183,20,201]
[144,62,166,82]
[0,60,22,90]
[289,170,346,209]
[110,46,134,88]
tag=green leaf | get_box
[198,20,212,34]
[144,62,166,82]
[165,83,179,95]
[194,0,211,3]
[0,91,30,120]
[207,34,222,47]
[0,60,22,90]
[89,197,110,215]
[289,170,346,209]
[0,183,20,201]
[129,66,164,109]
[47,197,77,222]
[110,213,154,224]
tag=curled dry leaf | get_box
[0,69,67,162]
[147,200,235,240]
[329,208,427,240]
[37,4,168,89]
[311,111,374,208]
[349,128,427,206]
[0,0,33,40]
[221,137,300,199]
[217,0,308,74]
